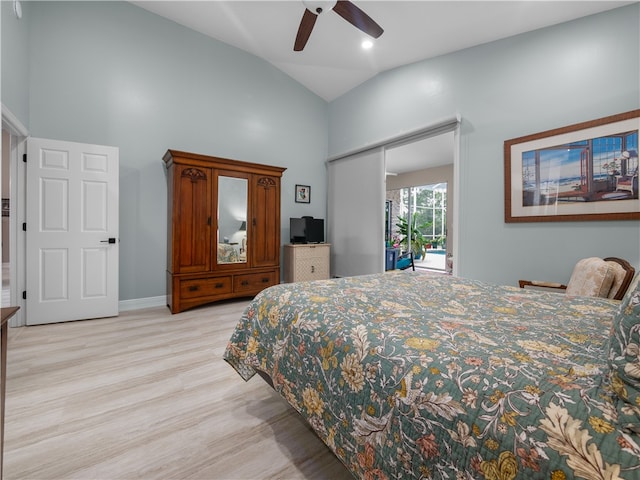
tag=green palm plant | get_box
[396,216,431,257]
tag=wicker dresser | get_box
[284,244,330,282]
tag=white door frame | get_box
[4,106,121,326]
[1,104,28,327]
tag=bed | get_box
[217,243,240,263]
[224,271,640,479]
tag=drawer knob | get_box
[262,277,270,283]
[241,280,249,286]
[189,285,199,292]
[311,265,315,273]
[215,283,224,288]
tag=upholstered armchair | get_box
[519,257,635,300]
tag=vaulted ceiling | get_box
[132,1,633,101]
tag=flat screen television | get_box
[290,217,324,244]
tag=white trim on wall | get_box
[1,104,28,326]
[1,104,29,137]
[451,122,460,276]
[119,296,167,312]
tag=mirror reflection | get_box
[217,176,248,264]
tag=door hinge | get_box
[23,153,27,163]
[22,222,26,231]
[22,291,26,300]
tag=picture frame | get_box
[295,184,311,204]
[504,110,640,223]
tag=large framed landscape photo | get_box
[504,110,640,222]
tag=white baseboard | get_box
[119,295,167,312]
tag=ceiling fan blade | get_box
[294,8,318,51]
[333,0,383,39]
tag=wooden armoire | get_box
[164,150,286,313]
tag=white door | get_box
[26,137,119,325]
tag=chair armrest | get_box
[519,280,567,290]
[397,252,415,271]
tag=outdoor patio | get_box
[415,249,447,271]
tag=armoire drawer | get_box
[180,276,232,299]
[234,271,277,293]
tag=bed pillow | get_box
[608,272,640,433]
[565,257,615,298]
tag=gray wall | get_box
[3,2,639,301]
[2,1,328,301]
[329,4,640,287]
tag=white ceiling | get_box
[131,1,633,102]
[386,131,455,174]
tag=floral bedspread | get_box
[224,272,640,479]
[217,243,239,263]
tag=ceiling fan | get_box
[294,0,384,52]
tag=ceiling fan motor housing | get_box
[302,0,337,15]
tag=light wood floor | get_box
[3,300,353,479]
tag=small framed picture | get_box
[295,184,310,203]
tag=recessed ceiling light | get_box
[361,39,373,50]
